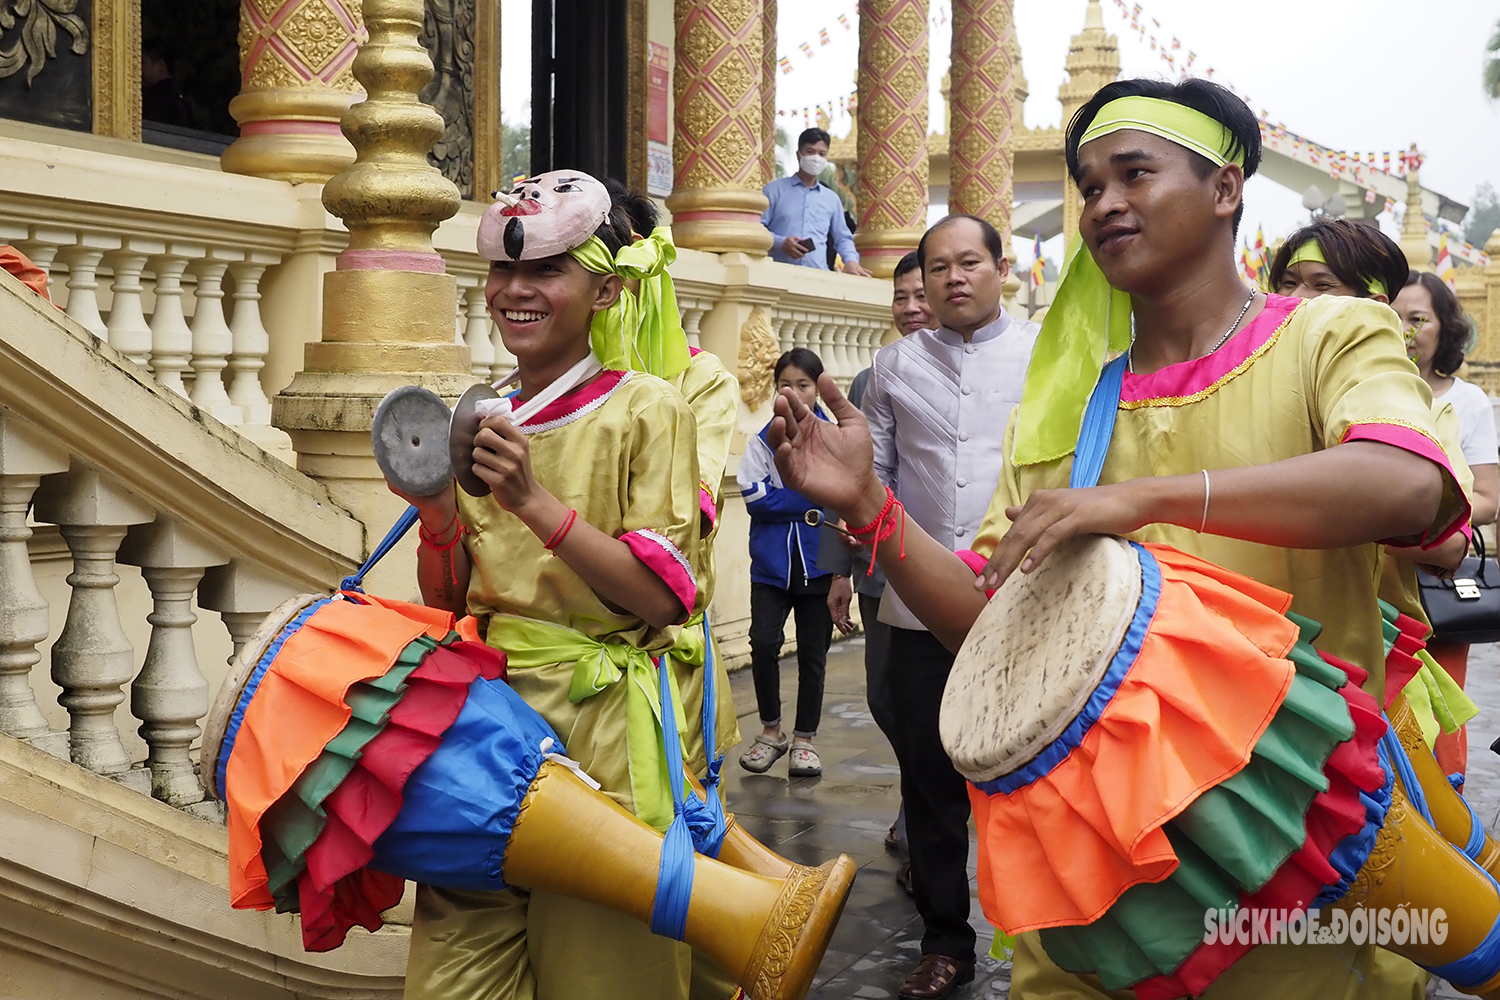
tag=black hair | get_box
[775,347,824,384]
[142,38,174,67]
[1405,271,1476,377]
[602,177,660,238]
[1267,217,1408,301]
[797,127,831,150]
[893,250,922,281]
[1065,77,1262,235]
[915,215,1005,272]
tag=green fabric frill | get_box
[1040,616,1354,988]
[260,633,447,912]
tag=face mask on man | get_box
[798,154,829,178]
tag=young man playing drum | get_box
[762,77,1466,999]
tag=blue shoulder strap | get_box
[1069,353,1129,490]
[342,505,421,592]
[649,655,696,940]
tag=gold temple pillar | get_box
[852,0,929,279]
[665,0,774,256]
[948,0,1016,237]
[760,0,778,184]
[221,0,365,183]
[1057,0,1120,245]
[273,0,471,592]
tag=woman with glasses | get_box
[1395,271,1498,787]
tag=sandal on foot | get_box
[896,861,914,897]
[739,733,789,773]
[899,953,975,999]
[788,743,822,777]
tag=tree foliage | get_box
[501,116,531,186]
[1465,182,1500,248]
[1487,17,1500,100]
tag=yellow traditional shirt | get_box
[454,369,701,827]
[972,293,1468,696]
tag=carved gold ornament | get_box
[0,0,89,86]
[738,306,781,409]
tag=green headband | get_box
[1286,238,1387,297]
[568,227,690,379]
[1011,96,1244,468]
[1078,95,1245,168]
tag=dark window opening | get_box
[141,0,240,154]
[528,0,626,181]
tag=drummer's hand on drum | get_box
[976,482,1154,592]
[473,414,543,512]
[768,374,886,526]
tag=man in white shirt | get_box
[860,216,1040,1000]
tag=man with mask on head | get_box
[762,128,873,277]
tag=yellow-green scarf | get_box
[568,226,691,379]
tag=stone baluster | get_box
[855,319,877,369]
[461,280,496,379]
[775,313,796,354]
[19,227,77,302]
[679,296,712,349]
[453,281,467,347]
[200,561,300,670]
[119,518,229,807]
[226,254,281,426]
[148,244,207,396]
[60,235,122,339]
[833,320,856,380]
[188,249,246,424]
[793,317,815,355]
[105,239,166,367]
[33,466,155,787]
[0,419,70,758]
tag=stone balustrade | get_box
[0,266,363,819]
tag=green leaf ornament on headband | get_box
[1011,96,1247,469]
[569,226,691,380]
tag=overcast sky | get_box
[503,0,1500,266]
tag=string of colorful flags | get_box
[776,92,857,128]
[776,2,951,76]
[1239,226,1272,290]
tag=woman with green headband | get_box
[1268,218,1481,788]
[762,78,1457,999]
[392,171,704,1000]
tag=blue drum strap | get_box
[649,655,695,940]
[694,616,729,856]
[1069,353,1129,490]
[1381,727,1434,826]
[342,505,422,593]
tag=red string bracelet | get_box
[543,509,578,551]
[845,486,906,577]
[419,518,467,585]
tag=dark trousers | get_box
[749,569,833,737]
[859,593,896,744]
[889,626,975,961]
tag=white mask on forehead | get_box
[798,154,829,178]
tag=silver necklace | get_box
[1128,289,1258,374]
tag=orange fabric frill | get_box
[969,544,1300,934]
[227,595,455,909]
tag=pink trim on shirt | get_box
[516,369,629,431]
[955,549,997,598]
[688,346,704,357]
[1120,294,1302,405]
[699,485,718,529]
[1342,422,1473,548]
[621,529,697,620]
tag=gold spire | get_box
[1058,0,1121,244]
[321,0,461,254]
[1399,150,1432,272]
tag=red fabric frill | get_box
[1130,654,1388,1000]
[1383,613,1428,709]
[296,640,505,952]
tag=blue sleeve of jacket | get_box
[737,430,813,522]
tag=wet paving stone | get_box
[722,639,1500,999]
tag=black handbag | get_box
[1418,529,1500,645]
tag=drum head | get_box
[199,592,326,801]
[939,535,1142,784]
[451,382,501,498]
[373,386,455,498]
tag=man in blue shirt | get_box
[761,128,872,276]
